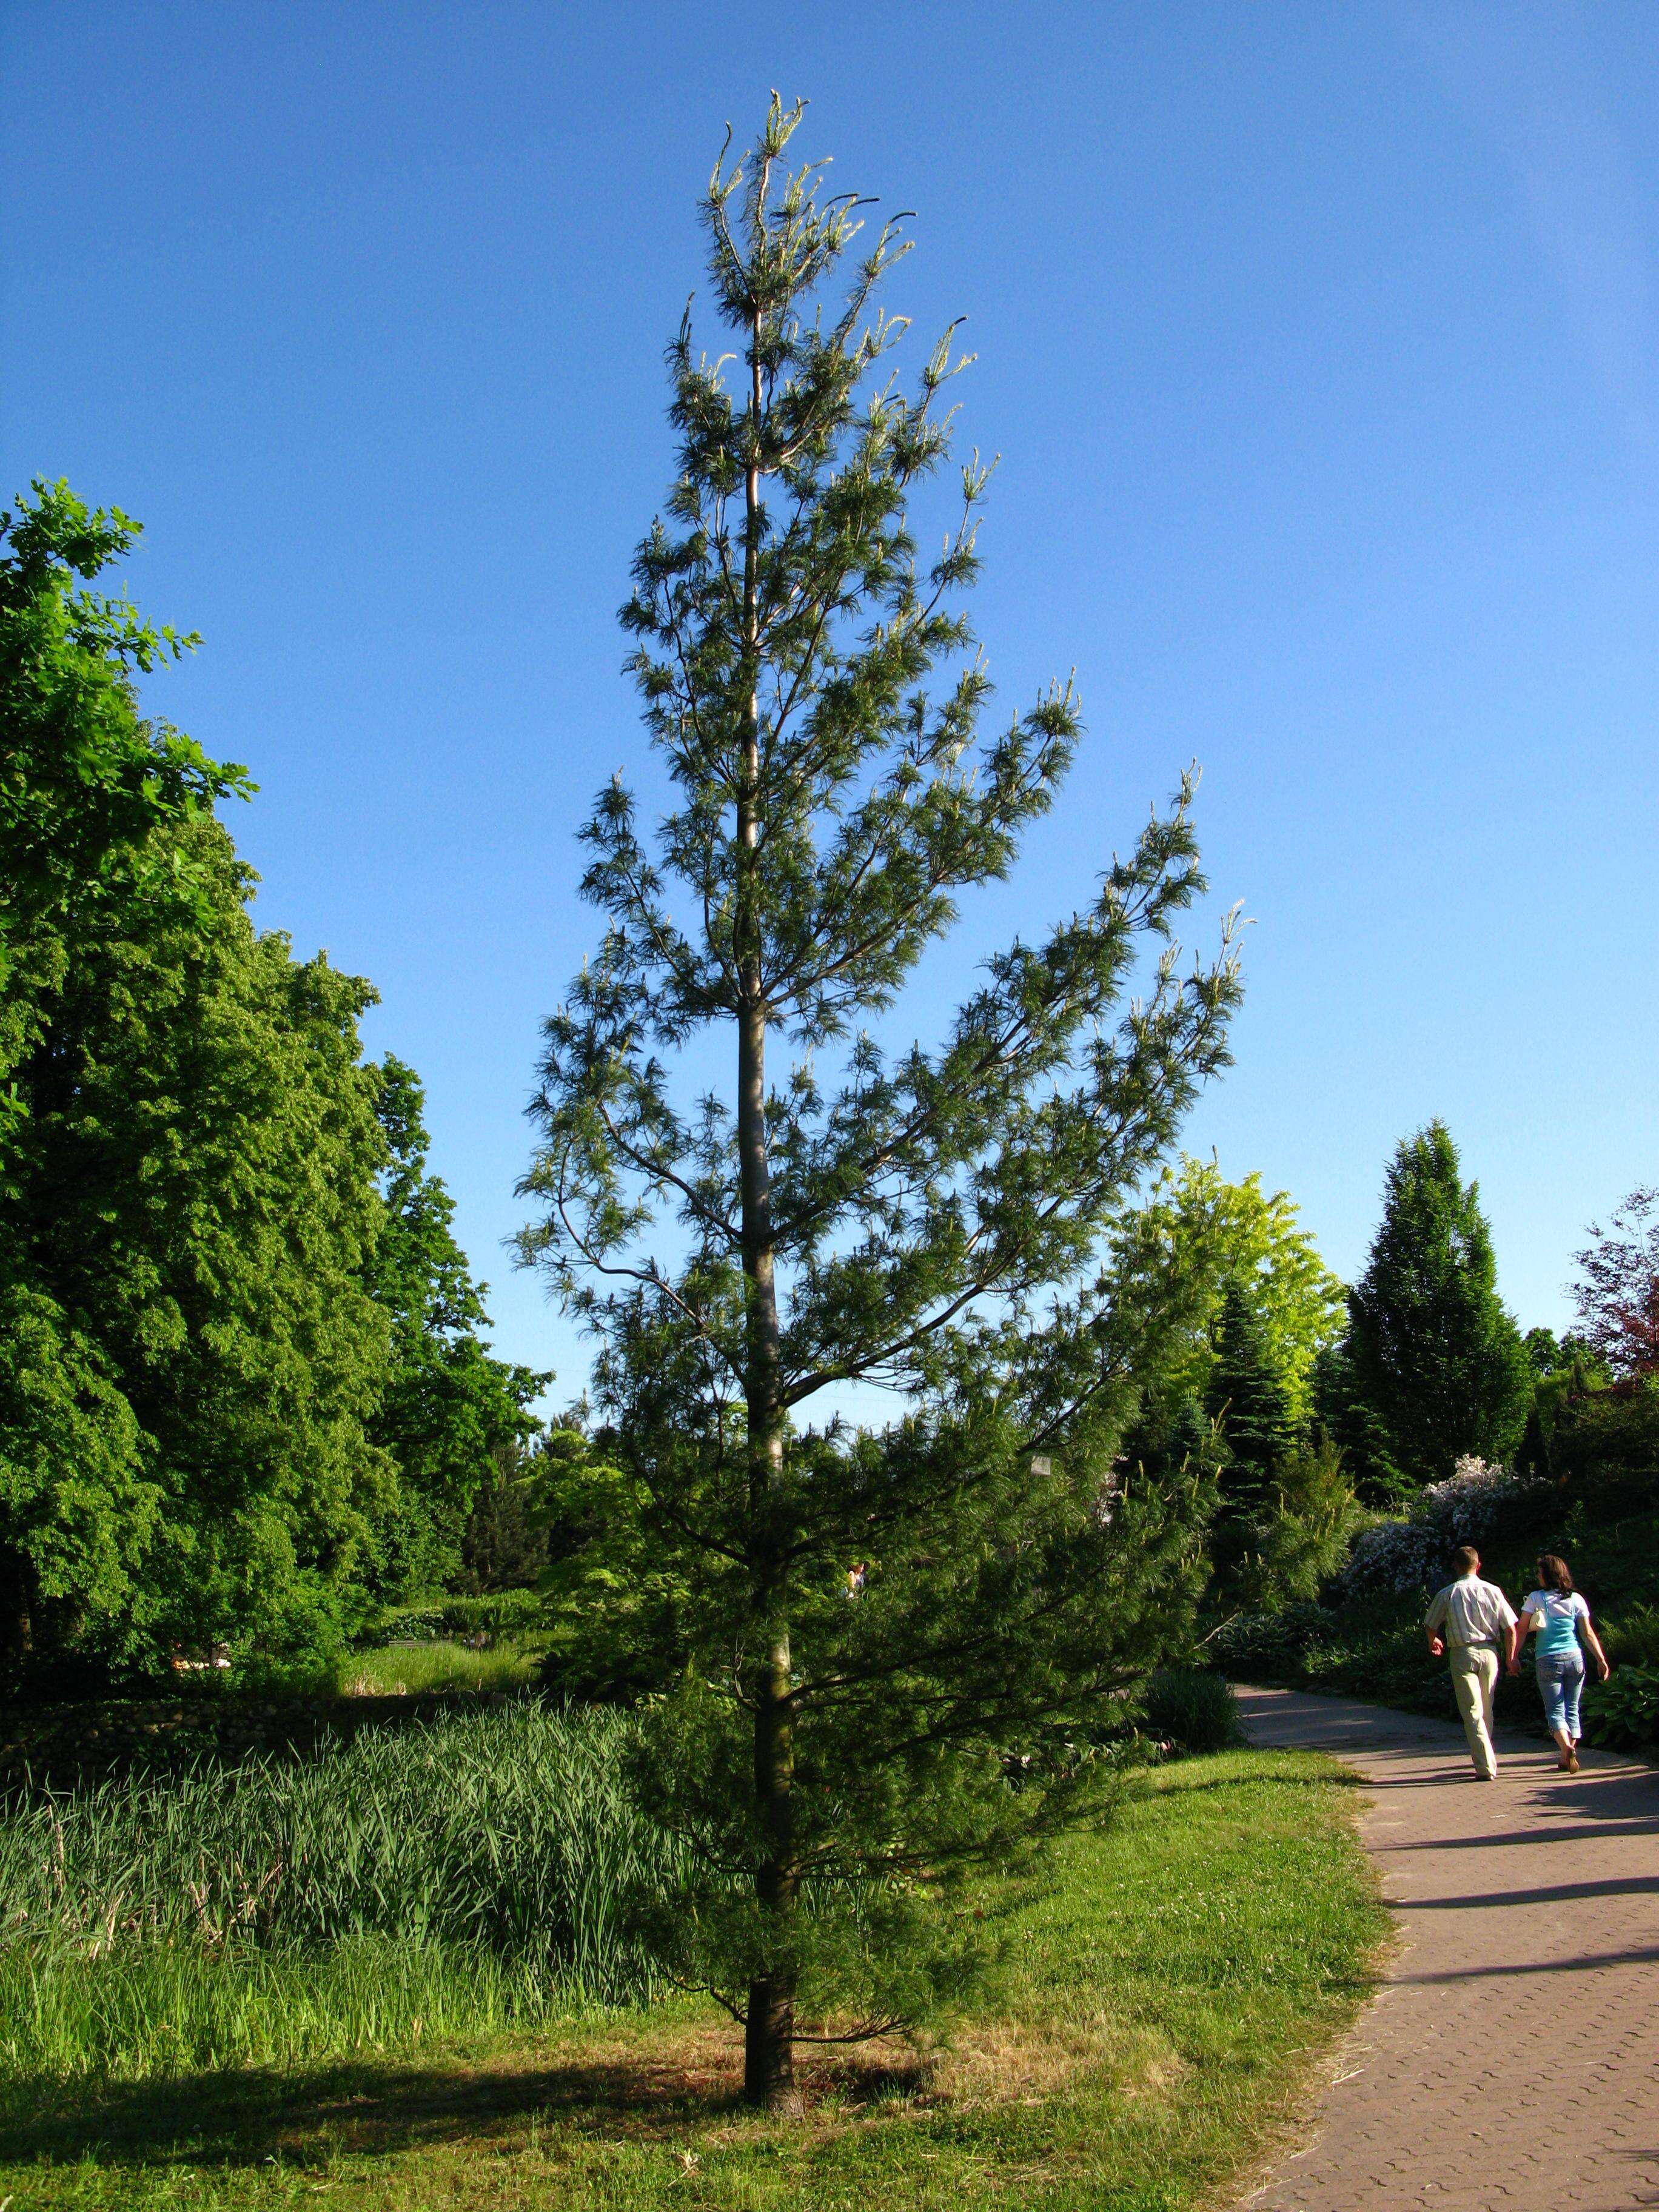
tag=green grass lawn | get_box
[0,1748,1388,2211]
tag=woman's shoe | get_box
[1566,1747,1580,1773]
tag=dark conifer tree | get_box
[1345,1121,1530,1487]
[457,1437,551,1595]
[1311,1336,1406,1507]
[519,101,1239,2106]
[1203,1284,1294,1516]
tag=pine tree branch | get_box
[593,1096,740,1252]
[550,1167,743,1384]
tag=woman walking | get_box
[1509,1555,1610,1772]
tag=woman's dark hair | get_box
[1537,1553,1574,1595]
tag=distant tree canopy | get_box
[1572,1187,1659,1382]
[1340,1121,1530,1490]
[0,482,531,1677]
[367,1056,547,1597]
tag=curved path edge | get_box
[1233,1684,1659,2212]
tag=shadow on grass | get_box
[0,2031,928,2173]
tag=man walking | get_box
[1425,1545,1516,1781]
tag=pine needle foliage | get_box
[518,98,1240,2107]
[1204,1285,1296,1517]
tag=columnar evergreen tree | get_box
[1311,1334,1405,1505]
[1345,1121,1530,1487]
[519,101,1239,2106]
[1203,1284,1295,1516]
[455,1432,553,1595]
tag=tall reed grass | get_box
[331,1636,543,1697]
[0,1702,685,2080]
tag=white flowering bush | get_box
[1340,1457,1552,1598]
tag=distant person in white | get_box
[1424,1545,1517,1781]
[1509,1552,1610,1774]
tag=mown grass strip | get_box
[0,1746,1388,2211]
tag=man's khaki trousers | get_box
[1450,1643,1500,1778]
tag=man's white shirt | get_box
[1424,1575,1517,1649]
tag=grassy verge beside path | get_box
[0,1748,1388,2212]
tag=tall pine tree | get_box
[519,101,1239,2106]
[1345,1121,1530,1487]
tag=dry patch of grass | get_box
[931,2010,1182,2110]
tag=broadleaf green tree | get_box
[1,481,532,1674]
[0,480,250,1133]
[1344,1121,1531,1488]
[1137,1155,1346,1423]
[1,814,395,1672]
[1,482,260,1667]
[518,101,1239,2106]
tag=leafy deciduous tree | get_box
[1138,1156,1345,1424]
[0,480,249,1128]
[1572,1187,1659,1381]
[1,480,544,1675]
[1,816,394,1672]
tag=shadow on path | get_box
[1232,1684,1659,2212]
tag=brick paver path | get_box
[1235,1684,1659,2212]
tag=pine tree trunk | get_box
[738,987,797,2108]
[745,1609,797,2108]
[737,296,797,2110]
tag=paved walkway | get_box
[1235,1685,1659,2212]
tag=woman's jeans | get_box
[1537,1651,1586,1741]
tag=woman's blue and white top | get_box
[1523,1589,1589,1660]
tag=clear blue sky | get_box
[4,2,1656,1404]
